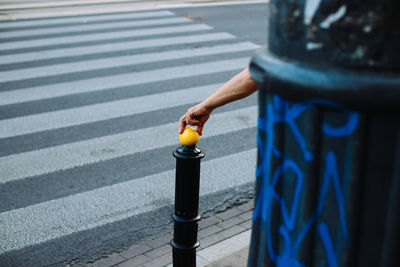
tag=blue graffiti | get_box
[273,96,314,162]
[253,96,358,267]
[317,152,349,240]
[322,113,359,137]
[275,226,307,267]
[272,159,303,231]
[254,102,275,223]
[305,98,359,137]
[318,223,338,267]
[255,152,349,267]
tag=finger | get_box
[186,117,200,126]
[179,115,187,134]
[197,124,204,136]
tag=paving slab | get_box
[90,199,254,267]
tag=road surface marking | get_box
[0,42,258,83]
[0,17,192,39]
[0,24,212,50]
[0,32,235,65]
[0,57,250,106]
[0,106,257,183]
[0,10,174,29]
[0,148,256,254]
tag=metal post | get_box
[171,145,204,267]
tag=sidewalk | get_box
[88,200,254,267]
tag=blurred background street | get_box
[0,0,268,265]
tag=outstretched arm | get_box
[179,67,258,135]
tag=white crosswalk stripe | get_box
[0,7,259,262]
[0,106,257,183]
[0,24,212,50]
[0,10,174,29]
[1,17,193,38]
[0,32,235,64]
[0,58,250,106]
[0,42,258,83]
[0,148,257,253]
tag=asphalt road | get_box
[0,2,268,265]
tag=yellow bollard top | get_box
[179,127,200,147]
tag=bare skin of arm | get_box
[179,67,258,135]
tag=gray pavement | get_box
[205,248,249,267]
[89,200,254,267]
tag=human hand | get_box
[178,104,212,136]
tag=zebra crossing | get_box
[0,8,259,265]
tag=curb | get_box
[88,200,254,267]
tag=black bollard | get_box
[171,145,204,267]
